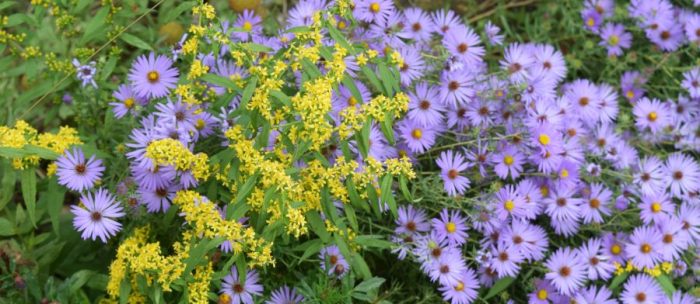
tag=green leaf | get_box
[656,274,675,296]
[285,26,311,34]
[609,272,629,291]
[354,277,385,293]
[46,177,65,235]
[380,114,395,145]
[326,24,354,54]
[297,239,323,264]
[361,66,383,94]
[354,235,393,249]
[380,174,396,217]
[376,63,395,96]
[301,58,322,79]
[0,218,14,236]
[237,77,258,109]
[0,146,26,158]
[21,169,37,226]
[80,7,110,44]
[398,175,412,201]
[242,43,274,53]
[24,145,60,160]
[306,211,330,242]
[483,276,515,300]
[0,161,16,210]
[228,172,259,219]
[161,1,196,23]
[201,73,239,90]
[120,33,153,50]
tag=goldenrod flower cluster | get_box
[144,138,210,181]
[0,120,82,169]
[612,261,674,277]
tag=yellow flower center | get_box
[611,244,621,255]
[537,289,548,300]
[538,134,550,146]
[124,98,135,109]
[540,186,549,197]
[647,111,658,122]
[504,200,515,212]
[586,18,595,27]
[445,222,457,233]
[347,96,357,106]
[411,129,422,140]
[147,71,159,83]
[338,21,347,30]
[560,168,569,178]
[608,34,619,46]
[504,155,514,166]
[370,2,380,13]
[626,90,635,99]
[243,21,253,32]
[454,281,464,291]
[641,243,651,253]
[195,118,205,130]
[651,202,661,213]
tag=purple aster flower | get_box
[621,70,647,102]
[581,9,603,32]
[110,84,146,119]
[484,21,504,45]
[137,182,178,213]
[488,242,523,278]
[407,82,445,127]
[649,23,685,52]
[221,268,263,304]
[414,230,455,265]
[439,268,479,304]
[621,274,665,304]
[501,221,548,261]
[493,185,527,221]
[639,192,673,224]
[443,26,484,66]
[529,279,564,304]
[332,81,370,117]
[56,148,105,192]
[678,203,700,246]
[266,286,304,304]
[576,238,615,281]
[681,67,700,99]
[431,9,462,37]
[633,98,671,134]
[232,10,262,42]
[564,79,602,124]
[501,43,534,83]
[287,0,324,28]
[599,23,632,56]
[128,53,179,99]
[684,13,700,45]
[155,99,198,132]
[625,225,664,269]
[493,145,524,180]
[432,209,468,246]
[171,33,187,60]
[634,156,667,196]
[398,119,439,153]
[354,0,394,24]
[319,245,350,277]
[70,189,124,242]
[598,83,620,123]
[464,99,495,127]
[664,152,700,198]
[397,46,425,87]
[402,7,434,42]
[665,291,698,304]
[602,232,628,264]
[395,205,430,236]
[530,44,567,81]
[446,103,471,131]
[585,0,615,18]
[544,247,587,296]
[439,70,475,107]
[544,185,582,222]
[72,58,97,88]
[573,285,617,304]
[464,141,491,177]
[428,251,466,286]
[656,215,691,261]
[580,183,612,224]
[436,150,471,196]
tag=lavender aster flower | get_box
[573,285,617,304]
[443,26,485,66]
[354,0,394,24]
[319,245,350,277]
[70,189,125,242]
[633,98,671,134]
[599,23,632,56]
[436,150,471,196]
[438,268,479,304]
[110,84,146,119]
[56,148,105,192]
[625,225,663,269]
[681,67,700,99]
[407,82,445,127]
[484,21,504,45]
[128,53,179,99]
[621,274,664,304]
[395,205,430,236]
[72,58,97,88]
[664,152,700,198]
[576,238,615,281]
[432,208,468,246]
[220,268,263,304]
[544,247,587,296]
[266,286,304,304]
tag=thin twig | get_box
[468,0,539,23]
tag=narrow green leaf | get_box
[80,7,109,44]
[399,175,412,201]
[228,172,260,219]
[0,218,14,236]
[21,169,37,226]
[483,276,515,300]
[656,274,675,296]
[24,145,60,160]
[161,1,196,23]
[609,272,629,291]
[46,177,65,235]
[202,73,239,90]
[380,174,396,217]
[354,277,385,293]
[120,33,153,50]
[237,77,258,109]
[361,66,383,94]
[306,211,330,242]
[0,161,16,210]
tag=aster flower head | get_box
[621,274,665,304]
[656,215,691,261]
[70,189,125,242]
[432,9,462,37]
[544,247,587,296]
[407,82,445,127]
[354,0,395,24]
[681,67,700,99]
[664,152,700,198]
[621,70,647,102]
[484,21,504,45]
[634,156,667,196]
[573,285,617,304]
[500,43,535,83]
[580,183,612,224]
[582,8,603,32]
[398,119,440,154]
[128,53,179,99]
[439,69,475,107]
[438,268,479,304]
[72,59,97,88]
[56,148,105,192]
[494,144,525,180]
[599,23,633,56]
[633,98,671,134]
[428,251,466,286]
[402,7,434,42]
[110,84,148,119]
[529,279,564,304]
[232,10,262,42]
[432,208,469,246]
[639,191,673,224]
[625,225,664,269]
[220,268,263,304]
[266,286,304,304]
[443,26,485,66]
[319,245,350,277]
[436,150,471,196]
[530,44,567,82]
[488,241,524,278]
[395,205,430,236]
[576,238,615,281]
[397,46,426,86]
